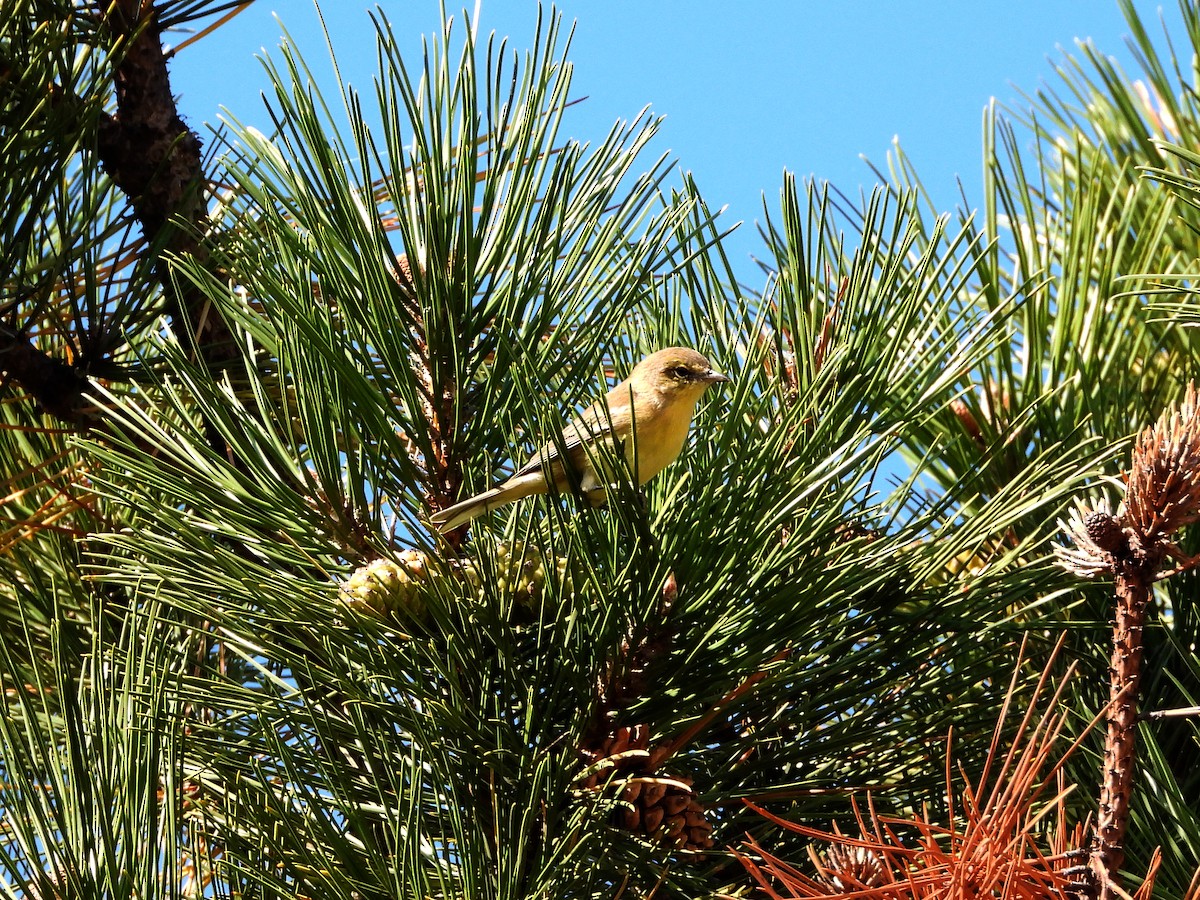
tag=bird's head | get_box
[635,347,729,400]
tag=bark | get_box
[0,323,91,423]
[94,0,236,364]
[1090,552,1158,899]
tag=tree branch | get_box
[0,323,92,424]
[4,2,244,427]
[94,0,237,367]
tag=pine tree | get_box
[1,2,1198,899]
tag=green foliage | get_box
[67,11,1110,893]
[0,597,191,899]
[3,1,1200,898]
[866,2,1200,894]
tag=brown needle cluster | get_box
[735,638,1134,900]
[1123,382,1200,543]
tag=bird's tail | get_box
[430,488,505,533]
[431,477,543,533]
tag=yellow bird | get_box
[431,347,728,532]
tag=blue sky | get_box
[169,2,1184,276]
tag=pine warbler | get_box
[431,347,727,532]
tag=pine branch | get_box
[0,2,242,428]
[92,0,238,369]
[1058,383,1200,898]
[0,321,92,424]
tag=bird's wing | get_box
[510,403,615,479]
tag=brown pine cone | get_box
[577,723,714,853]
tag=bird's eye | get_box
[669,365,691,380]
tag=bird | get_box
[431,347,728,532]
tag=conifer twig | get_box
[1056,382,1200,898]
[2,2,240,427]
[94,0,239,370]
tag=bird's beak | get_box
[702,369,729,384]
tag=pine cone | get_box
[577,723,714,854]
[577,723,653,791]
[391,253,420,319]
[340,551,430,620]
[393,253,415,289]
[624,774,714,852]
[466,542,575,611]
[1084,509,1125,554]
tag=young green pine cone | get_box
[485,542,574,607]
[340,551,429,619]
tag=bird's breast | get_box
[628,392,696,483]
